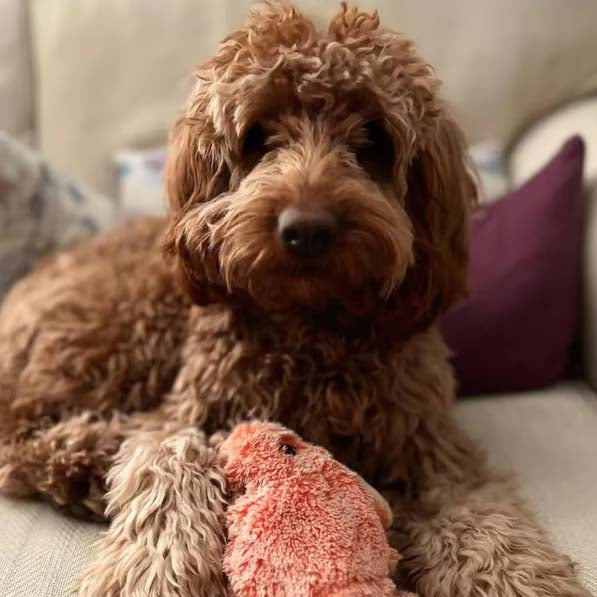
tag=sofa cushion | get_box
[506,97,597,393]
[29,0,242,195]
[0,0,33,140]
[30,0,597,195]
[456,382,597,594]
[441,137,585,396]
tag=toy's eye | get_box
[280,443,297,457]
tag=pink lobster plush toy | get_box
[220,421,416,597]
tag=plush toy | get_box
[220,421,416,597]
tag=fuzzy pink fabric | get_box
[220,422,409,597]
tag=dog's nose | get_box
[278,207,337,259]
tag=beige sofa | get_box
[1,1,597,595]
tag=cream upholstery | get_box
[456,383,597,595]
[0,0,33,141]
[509,98,597,185]
[0,496,103,597]
[29,0,597,195]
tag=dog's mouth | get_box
[287,260,325,277]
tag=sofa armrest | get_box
[507,97,597,391]
[508,97,597,185]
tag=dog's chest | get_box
[170,307,429,476]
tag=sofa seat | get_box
[1,382,595,596]
[456,382,597,593]
[0,497,102,597]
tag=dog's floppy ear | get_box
[164,115,197,212]
[398,113,478,328]
[163,113,229,212]
[162,113,230,305]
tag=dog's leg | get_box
[386,415,589,597]
[0,409,187,518]
[77,427,229,597]
[0,413,123,518]
[0,219,189,517]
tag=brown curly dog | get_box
[0,3,588,596]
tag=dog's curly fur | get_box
[0,3,589,596]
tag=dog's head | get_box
[164,2,477,334]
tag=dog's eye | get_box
[280,443,297,457]
[355,121,395,184]
[241,124,267,168]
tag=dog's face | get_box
[164,2,477,334]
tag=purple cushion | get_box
[440,136,585,396]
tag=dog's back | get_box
[0,217,192,513]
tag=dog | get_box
[0,3,588,596]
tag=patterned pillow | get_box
[0,131,117,297]
[468,140,509,203]
[115,147,168,219]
